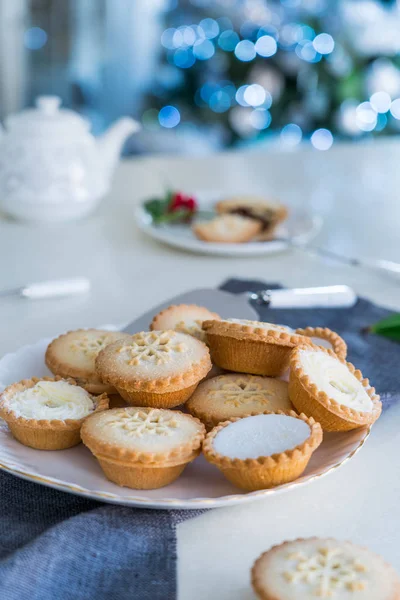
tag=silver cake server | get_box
[122,285,357,335]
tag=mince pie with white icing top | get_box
[187,374,292,429]
[81,407,205,489]
[95,330,212,408]
[45,328,132,394]
[0,377,108,450]
[289,346,381,431]
[203,411,322,491]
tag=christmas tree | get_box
[145,0,400,151]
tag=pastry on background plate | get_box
[295,326,347,360]
[216,196,288,241]
[187,374,292,430]
[95,330,212,408]
[252,537,400,600]
[150,304,221,342]
[0,377,108,450]
[81,407,205,489]
[45,329,132,394]
[203,411,322,491]
[289,346,381,431]
[192,214,262,243]
[202,318,313,377]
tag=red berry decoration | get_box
[145,190,198,224]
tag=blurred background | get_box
[1,0,400,155]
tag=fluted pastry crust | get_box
[203,410,322,490]
[0,376,109,450]
[295,326,347,360]
[289,346,381,431]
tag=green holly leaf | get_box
[368,313,400,342]
[144,198,169,222]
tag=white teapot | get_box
[0,96,139,222]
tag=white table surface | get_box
[1,139,400,599]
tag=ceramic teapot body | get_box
[0,96,139,222]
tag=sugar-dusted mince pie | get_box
[289,346,381,432]
[150,304,221,342]
[192,214,262,243]
[187,374,292,430]
[252,537,400,600]
[45,329,132,394]
[95,330,212,408]
[203,411,322,491]
[202,319,313,377]
[215,196,288,241]
[81,407,205,489]
[0,377,109,450]
[295,326,347,360]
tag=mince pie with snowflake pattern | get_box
[187,373,292,429]
[45,329,132,394]
[81,407,205,489]
[252,537,400,599]
[95,330,212,408]
[150,303,220,342]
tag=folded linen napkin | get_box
[0,279,398,600]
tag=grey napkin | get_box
[0,279,399,600]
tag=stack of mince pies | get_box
[0,303,382,493]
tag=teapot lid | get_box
[5,96,90,134]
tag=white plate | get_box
[135,192,322,257]
[0,339,370,510]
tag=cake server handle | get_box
[0,277,91,299]
[247,285,357,309]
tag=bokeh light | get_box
[281,123,303,146]
[250,108,272,130]
[218,30,240,51]
[311,128,333,150]
[234,40,256,62]
[209,90,231,113]
[24,27,48,50]
[173,49,196,69]
[375,113,388,132]
[356,102,377,132]
[158,105,181,128]
[193,39,215,60]
[243,84,266,107]
[255,35,277,57]
[313,33,334,55]
[296,40,321,63]
[161,28,176,50]
[390,98,400,119]
[370,91,391,113]
[235,85,249,107]
[199,18,219,39]
[337,100,361,136]
[279,23,302,47]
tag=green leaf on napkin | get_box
[367,313,400,342]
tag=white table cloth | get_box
[1,139,400,599]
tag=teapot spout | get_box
[97,117,140,184]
